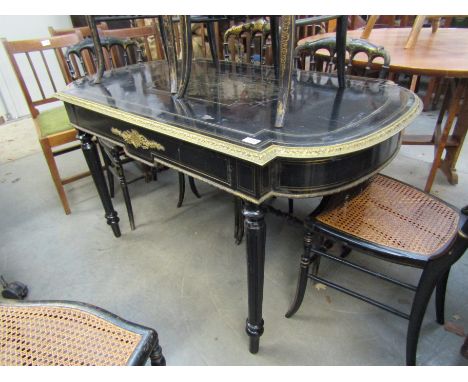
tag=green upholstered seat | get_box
[36,106,73,138]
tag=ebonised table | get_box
[57,59,421,354]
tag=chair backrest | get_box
[2,33,83,118]
[223,17,273,65]
[295,37,391,79]
[66,36,145,77]
[100,24,164,62]
[48,22,108,38]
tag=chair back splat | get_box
[295,36,390,79]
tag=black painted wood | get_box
[60,59,420,354]
[243,202,266,353]
[78,131,121,237]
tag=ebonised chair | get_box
[67,35,201,230]
[0,300,165,366]
[285,36,391,217]
[286,174,468,365]
[294,36,391,80]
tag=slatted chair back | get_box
[48,22,108,38]
[223,17,274,65]
[295,37,391,79]
[66,35,145,79]
[100,24,164,63]
[1,33,83,119]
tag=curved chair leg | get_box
[435,269,450,325]
[177,172,185,208]
[406,262,443,366]
[112,150,135,231]
[188,176,201,198]
[288,199,294,214]
[149,342,166,366]
[340,245,352,259]
[285,231,314,318]
[237,197,245,245]
[152,167,158,181]
[234,196,240,239]
[100,147,114,198]
[234,197,245,245]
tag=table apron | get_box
[66,103,401,203]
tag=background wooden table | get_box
[299,27,468,192]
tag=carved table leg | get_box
[78,131,121,238]
[242,202,266,354]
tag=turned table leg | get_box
[78,131,121,238]
[242,202,266,354]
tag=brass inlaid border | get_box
[57,91,422,166]
[71,124,401,204]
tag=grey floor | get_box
[0,110,467,366]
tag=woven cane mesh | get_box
[316,175,459,257]
[0,305,142,366]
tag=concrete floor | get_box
[0,110,467,366]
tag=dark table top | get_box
[57,60,421,165]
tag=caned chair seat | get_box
[36,106,73,138]
[315,174,460,259]
[0,301,165,366]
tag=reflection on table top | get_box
[300,28,468,77]
[57,60,421,162]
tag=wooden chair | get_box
[0,300,165,366]
[286,175,468,365]
[2,34,90,215]
[361,16,453,50]
[48,22,108,38]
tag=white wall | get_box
[0,15,73,119]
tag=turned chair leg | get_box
[286,231,314,318]
[435,269,450,325]
[177,172,185,208]
[149,341,166,366]
[406,262,443,366]
[288,199,294,214]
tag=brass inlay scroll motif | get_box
[279,16,293,78]
[111,127,165,151]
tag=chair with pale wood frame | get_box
[48,22,108,39]
[361,16,453,49]
[2,34,90,215]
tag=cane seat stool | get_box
[0,300,166,366]
[286,174,468,366]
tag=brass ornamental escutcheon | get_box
[111,127,165,151]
